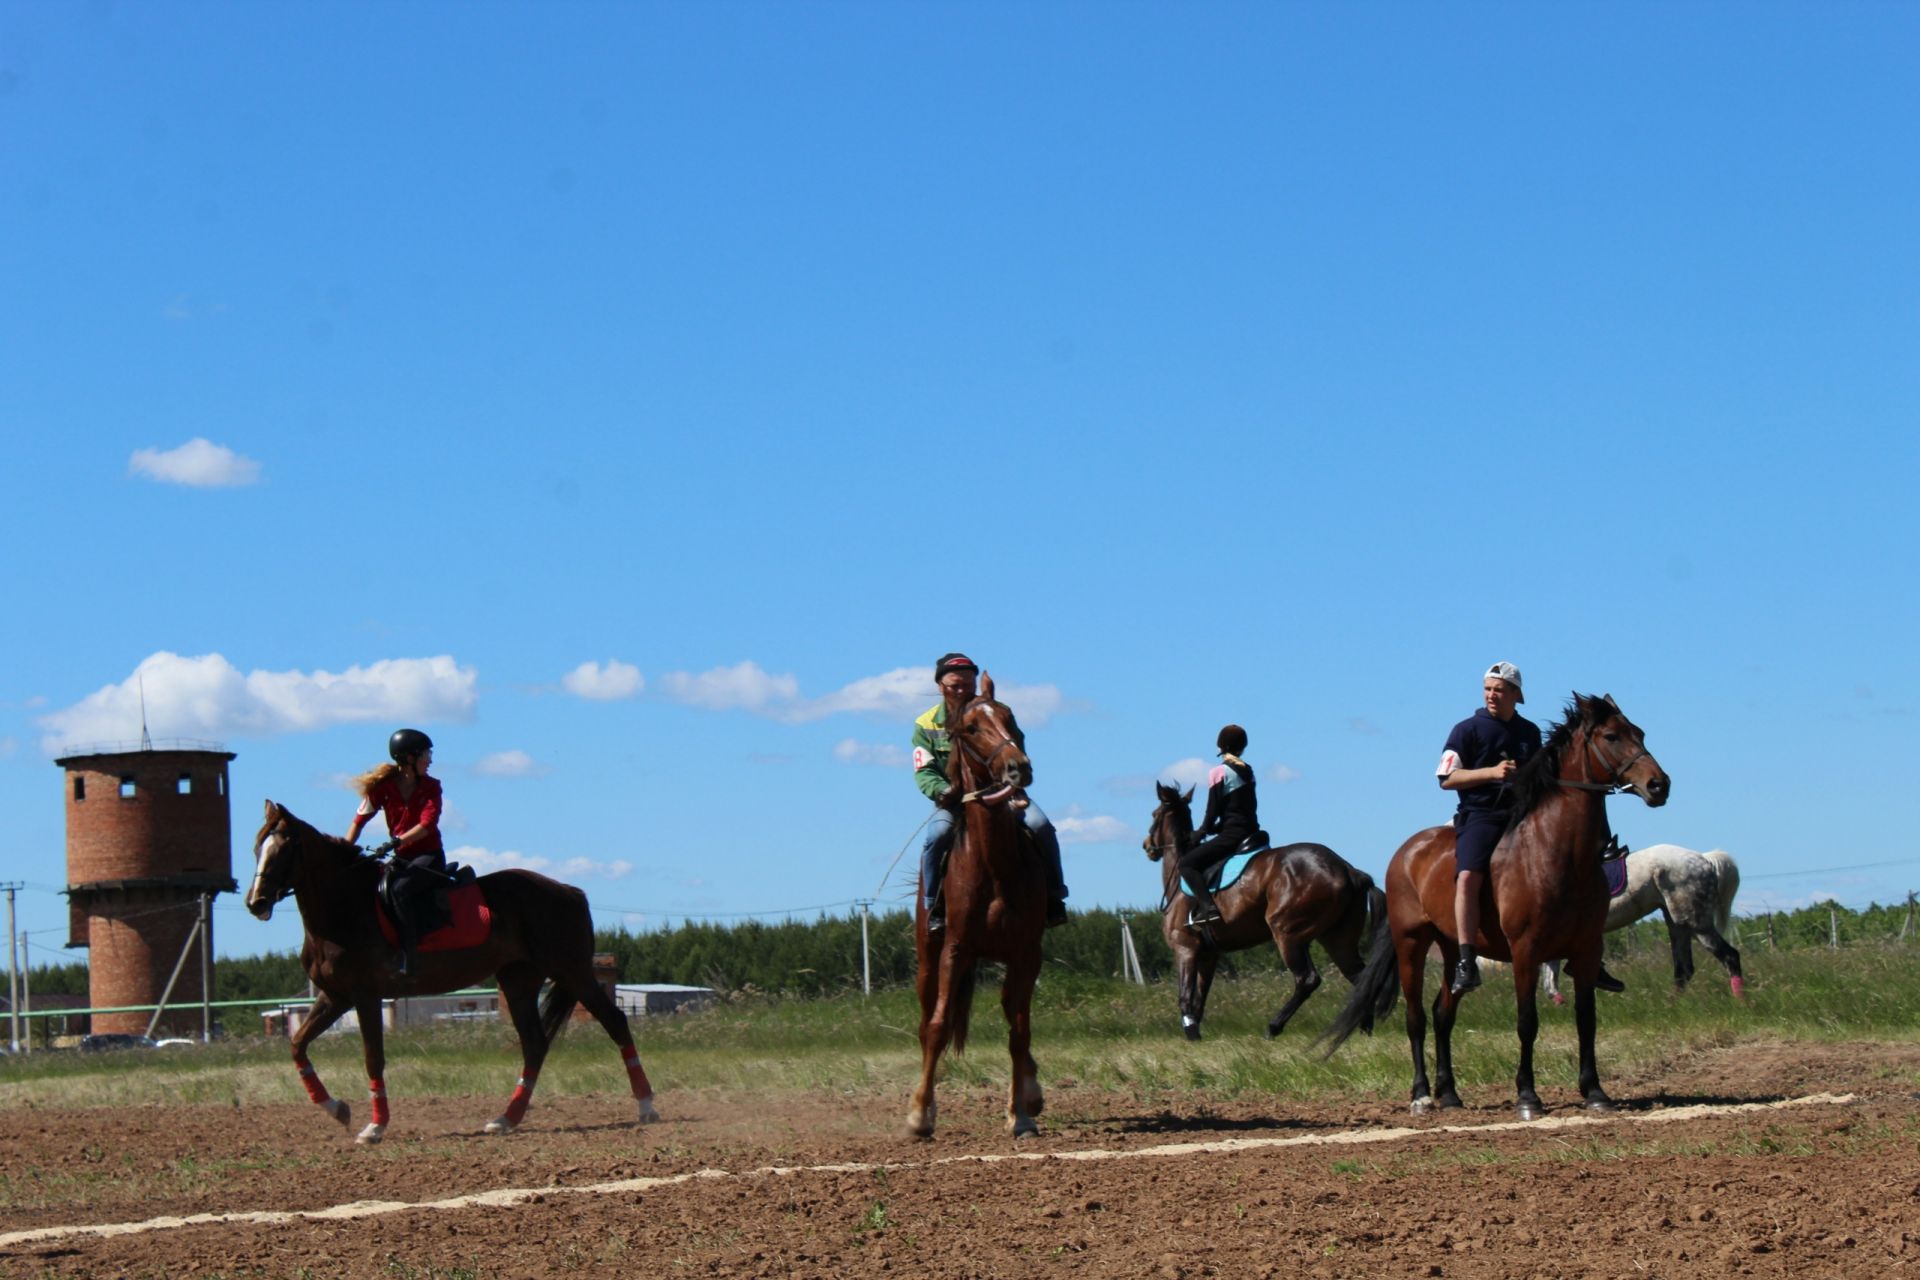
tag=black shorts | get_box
[1453,812,1508,874]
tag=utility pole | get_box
[1901,892,1915,943]
[857,900,873,996]
[18,931,29,1055]
[3,882,20,1054]
[199,893,214,1042]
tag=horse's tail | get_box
[538,981,579,1049]
[1316,896,1399,1058]
[1358,873,1398,1021]
[1705,849,1739,935]
[948,962,979,1055]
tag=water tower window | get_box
[218,772,226,796]
[120,776,136,799]
[74,776,85,801]
[178,773,193,795]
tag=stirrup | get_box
[1593,965,1625,994]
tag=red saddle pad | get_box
[376,883,492,951]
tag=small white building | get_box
[613,983,715,1017]
[264,990,502,1038]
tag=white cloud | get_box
[446,844,632,881]
[657,661,1066,727]
[832,738,910,767]
[1269,763,1302,784]
[1054,805,1133,845]
[37,651,476,752]
[1159,757,1213,790]
[657,660,798,713]
[474,749,547,778]
[128,438,262,487]
[561,659,644,701]
[0,736,16,759]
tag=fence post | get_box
[1901,892,1915,943]
[1829,906,1839,950]
[858,900,872,997]
[1767,913,1776,950]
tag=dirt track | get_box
[3,1041,1917,1279]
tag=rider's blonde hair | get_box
[354,762,403,796]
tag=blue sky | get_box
[2,5,1915,964]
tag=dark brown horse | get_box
[908,673,1047,1139]
[1320,694,1670,1120]
[1145,782,1393,1041]
[246,800,657,1143]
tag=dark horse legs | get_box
[1178,948,1219,1041]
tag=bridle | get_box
[250,818,297,908]
[1553,719,1651,795]
[953,701,1026,803]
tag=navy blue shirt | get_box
[1437,708,1542,816]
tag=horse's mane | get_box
[1504,694,1615,824]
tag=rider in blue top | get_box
[1437,663,1625,997]
[1436,663,1540,995]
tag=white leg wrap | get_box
[355,1123,386,1146]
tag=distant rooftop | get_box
[54,739,231,759]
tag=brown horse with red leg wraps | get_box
[907,673,1048,1140]
[1145,782,1393,1042]
[1320,694,1669,1120]
[247,800,658,1144]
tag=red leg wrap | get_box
[505,1072,538,1125]
[296,1060,331,1106]
[622,1046,653,1099]
[369,1077,390,1127]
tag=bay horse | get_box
[908,673,1047,1140]
[247,800,657,1144]
[1145,782,1393,1041]
[1320,694,1670,1120]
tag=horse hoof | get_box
[1409,1097,1434,1115]
[1436,1093,1463,1111]
[1584,1095,1618,1113]
[1516,1102,1543,1122]
[355,1123,385,1145]
[323,1098,351,1128]
[1183,1024,1202,1042]
[636,1096,660,1124]
[1011,1119,1041,1140]
[484,1115,516,1135]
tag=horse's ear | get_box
[1182,786,1195,804]
[979,670,996,701]
[1604,692,1619,709]
[1155,781,1172,800]
[263,798,277,821]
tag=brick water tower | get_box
[56,741,238,1035]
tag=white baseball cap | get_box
[1485,661,1525,702]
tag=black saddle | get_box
[379,859,474,936]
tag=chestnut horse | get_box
[247,800,657,1144]
[907,673,1047,1139]
[1320,694,1670,1120]
[1145,782,1393,1041]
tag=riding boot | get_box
[1188,887,1221,926]
[1046,900,1069,928]
[1451,945,1482,995]
[1593,963,1625,994]
[925,889,946,934]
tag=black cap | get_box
[934,652,979,680]
[1216,724,1248,756]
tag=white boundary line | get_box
[0,1092,1855,1253]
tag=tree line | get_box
[6,895,1915,1003]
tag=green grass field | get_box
[2,946,1915,1112]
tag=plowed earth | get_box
[3,1041,1917,1279]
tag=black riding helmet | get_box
[1216,724,1248,757]
[389,728,434,764]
